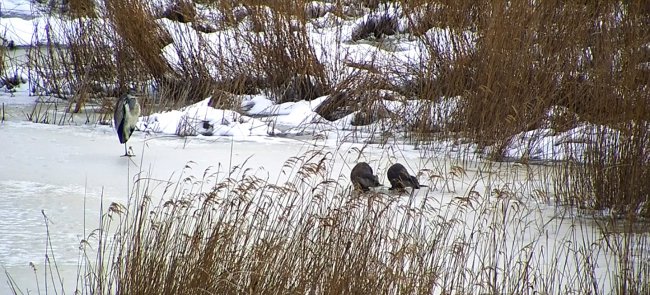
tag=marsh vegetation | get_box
[1,0,649,294]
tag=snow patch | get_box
[139,97,278,137]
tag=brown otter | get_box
[387,163,420,191]
[350,162,381,191]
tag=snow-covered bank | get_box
[0,0,607,164]
[133,90,628,165]
[138,97,279,137]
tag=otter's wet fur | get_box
[350,162,381,191]
[387,163,420,191]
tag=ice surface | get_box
[0,119,333,293]
[1,0,33,19]
[0,98,640,294]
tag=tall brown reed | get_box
[52,148,647,295]
[398,0,649,213]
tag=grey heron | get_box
[113,93,141,157]
[387,163,420,191]
[350,162,381,191]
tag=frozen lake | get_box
[1,3,647,291]
[0,98,647,294]
[0,115,333,293]
[0,106,466,292]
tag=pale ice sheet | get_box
[0,114,449,292]
[0,119,323,293]
[0,115,640,294]
[1,0,32,19]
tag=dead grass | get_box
[396,1,650,214]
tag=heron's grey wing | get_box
[114,96,125,129]
[114,96,128,143]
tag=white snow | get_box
[241,94,325,127]
[0,16,81,46]
[139,97,278,137]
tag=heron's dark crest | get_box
[350,162,382,192]
[114,93,141,157]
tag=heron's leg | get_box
[121,143,129,157]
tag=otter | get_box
[350,162,381,191]
[387,163,420,191]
